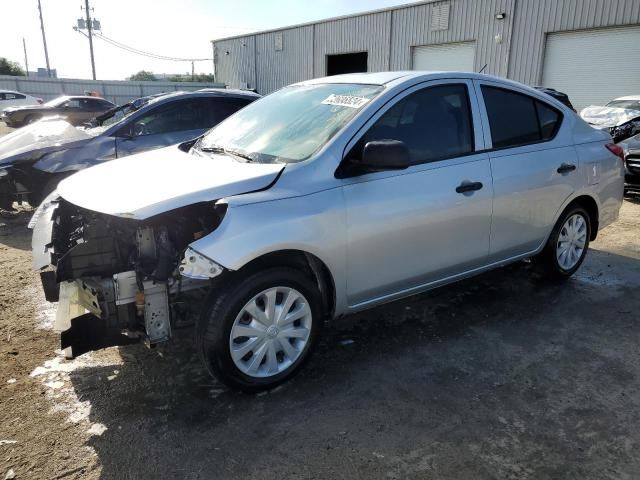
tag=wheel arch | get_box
[564,194,599,241]
[229,249,336,320]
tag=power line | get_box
[90,31,213,62]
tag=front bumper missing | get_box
[56,279,138,358]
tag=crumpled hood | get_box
[57,145,284,220]
[0,119,93,167]
[580,105,640,128]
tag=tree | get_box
[128,70,157,81]
[0,57,26,76]
[168,73,216,83]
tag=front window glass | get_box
[198,83,383,163]
[348,84,474,165]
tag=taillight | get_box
[606,143,624,161]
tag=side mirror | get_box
[360,140,410,171]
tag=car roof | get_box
[612,95,640,101]
[197,88,261,98]
[142,89,261,106]
[52,95,113,102]
[296,71,533,87]
[0,89,24,95]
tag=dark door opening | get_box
[326,52,368,76]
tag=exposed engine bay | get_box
[33,197,227,357]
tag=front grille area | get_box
[626,155,640,176]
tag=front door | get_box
[341,81,494,307]
[114,98,210,157]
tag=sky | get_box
[0,0,411,80]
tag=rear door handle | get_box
[456,181,483,194]
[557,163,576,174]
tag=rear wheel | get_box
[197,267,323,392]
[533,206,591,280]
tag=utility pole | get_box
[191,61,195,81]
[22,38,29,76]
[37,0,51,77]
[84,0,97,79]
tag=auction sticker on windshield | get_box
[322,94,370,109]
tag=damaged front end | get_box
[31,196,227,357]
[580,105,640,143]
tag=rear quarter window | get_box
[481,86,562,149]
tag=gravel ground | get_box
[0,121,13,137]
[0,188,639,478]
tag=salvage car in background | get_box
[621,133,640,194]
[0,89,43,109]
[581,95,640,143]
[31,72,624,392]
[0,95,115,127]
[0,89,260,210]
[81,93,165,129]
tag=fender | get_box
[189,187,350,315]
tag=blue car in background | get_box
[0,89,260,210]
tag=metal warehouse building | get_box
[211,0,640,110]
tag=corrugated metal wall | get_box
[390,0,514,77]
[213,35,257,90]
[212,0,640,94]
[0,75,223,105]
[313,11,393,76]
[508,0,640,84]
[255,26,314,93]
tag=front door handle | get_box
[557,163,576,174]
[456,181,483,194]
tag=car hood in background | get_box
[0,119,94,167]
[2,104,51,114]
[580,105,640,128]
[57,146,284,220]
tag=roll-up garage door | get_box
[412,41,476,72]
[542,26,640,111]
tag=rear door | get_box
[474,81,581,261]
[341,80,493,307]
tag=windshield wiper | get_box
[198,145,254,162]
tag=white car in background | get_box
[0,90,43,110]
[581,95,640,143]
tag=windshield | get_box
[606,100,640,111]
[99,103,137,127]
[44,97,67,107]
[198,83,383,163]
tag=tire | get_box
[25,114,42,125]
[196,267,324,392]
[533,205,591,281]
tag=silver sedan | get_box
[32,71,624,392]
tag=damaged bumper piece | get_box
[31,196,225,357]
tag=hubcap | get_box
[229,287,312,378]
[556,213,587,271]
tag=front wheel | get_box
[196,267,323,392]
[533,206,591,280]
[25,114,42,125]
